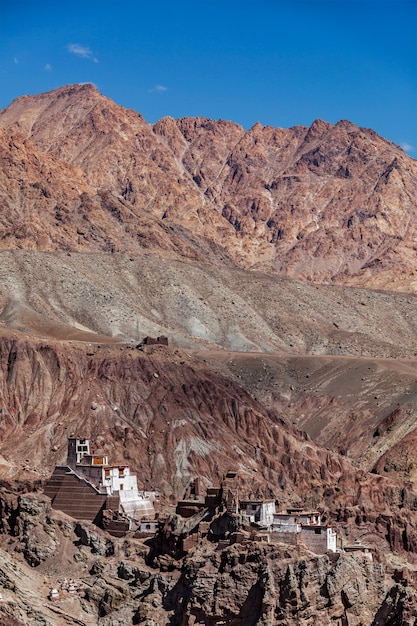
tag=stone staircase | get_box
[44,466,107,523]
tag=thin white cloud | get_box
[44,63,52,72]
[67,43,98,62]
[401,142,415,153]
[13,57,19,64]
[148,84,168,94]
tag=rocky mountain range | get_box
[2,83,417,287]
[0,84,417,624]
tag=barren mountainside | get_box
[1,83,417,287]
[1,85,417,624]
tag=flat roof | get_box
[301,524,333,530]
[285,510,320,515]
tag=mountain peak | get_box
[4,82,101,109]
[0,85,416,289]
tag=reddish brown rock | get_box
[1,84,417,288]
[1,84,417,623]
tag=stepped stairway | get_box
[44,466,107,523]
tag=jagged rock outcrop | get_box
[371,584,417,626]
[166,544,385,626]
[0,491,407,626]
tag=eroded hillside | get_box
[1,335,417,558]
[1,85,417,624]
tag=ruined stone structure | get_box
[141,335,169,346]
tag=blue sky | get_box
[1,0,416,154]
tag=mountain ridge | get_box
[1,83,417,289]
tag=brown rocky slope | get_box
[1,84,417,288]
[0,335,417,560]
[2,250,417,484]
[2,490,412,626]
[1,85,417,623]
[1,336,417,624]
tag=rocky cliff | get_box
[0,491,416,626]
